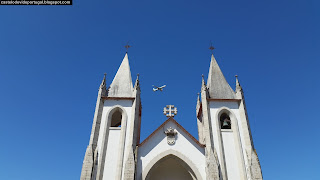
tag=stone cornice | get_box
[207,98,241,102]
[102,96,135,100]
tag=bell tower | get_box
[196,53,263,180]
[80,53,141,180]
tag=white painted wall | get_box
[209,101,248,180]
[137,120,206,180]
[103,129,121,180]
[96,99,133,180]
[222,130,241,180]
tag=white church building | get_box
[80,52,263,180]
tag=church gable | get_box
[139,117,205,149]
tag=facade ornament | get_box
[163,105,178,117]
[164,127,177,145]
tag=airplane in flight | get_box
[152,85,166,92]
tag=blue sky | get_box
[0,0,319,179]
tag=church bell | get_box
[222,121,229,127]
[222,119,231,129]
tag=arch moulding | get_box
[142,149,203,180]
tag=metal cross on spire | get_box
[163,105,178,117]
[209,41,215,54]
[124,42,131,52]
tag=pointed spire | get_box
[100,73,106,89]
[235,75,242,92]
[134,73,140,89]
[201,74,207,91]
[207,54,236,99]
[201,74,206,89]
[98,73,107,96]
[108,53,133,97]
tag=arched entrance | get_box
[145,154,197,180]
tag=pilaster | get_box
[80,145,94,180]
[236,76,263,179]
[200,76,223,180]
[123,75,141,179]
[80,75,106,180]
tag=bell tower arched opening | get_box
[146,154,197,180]
[110,110,122,127]
[220,113,231,129]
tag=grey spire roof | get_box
[207,54,236,99]
[108,53,133,97]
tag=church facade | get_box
[80,53,263,180]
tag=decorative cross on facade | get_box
[163,105,178,117]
